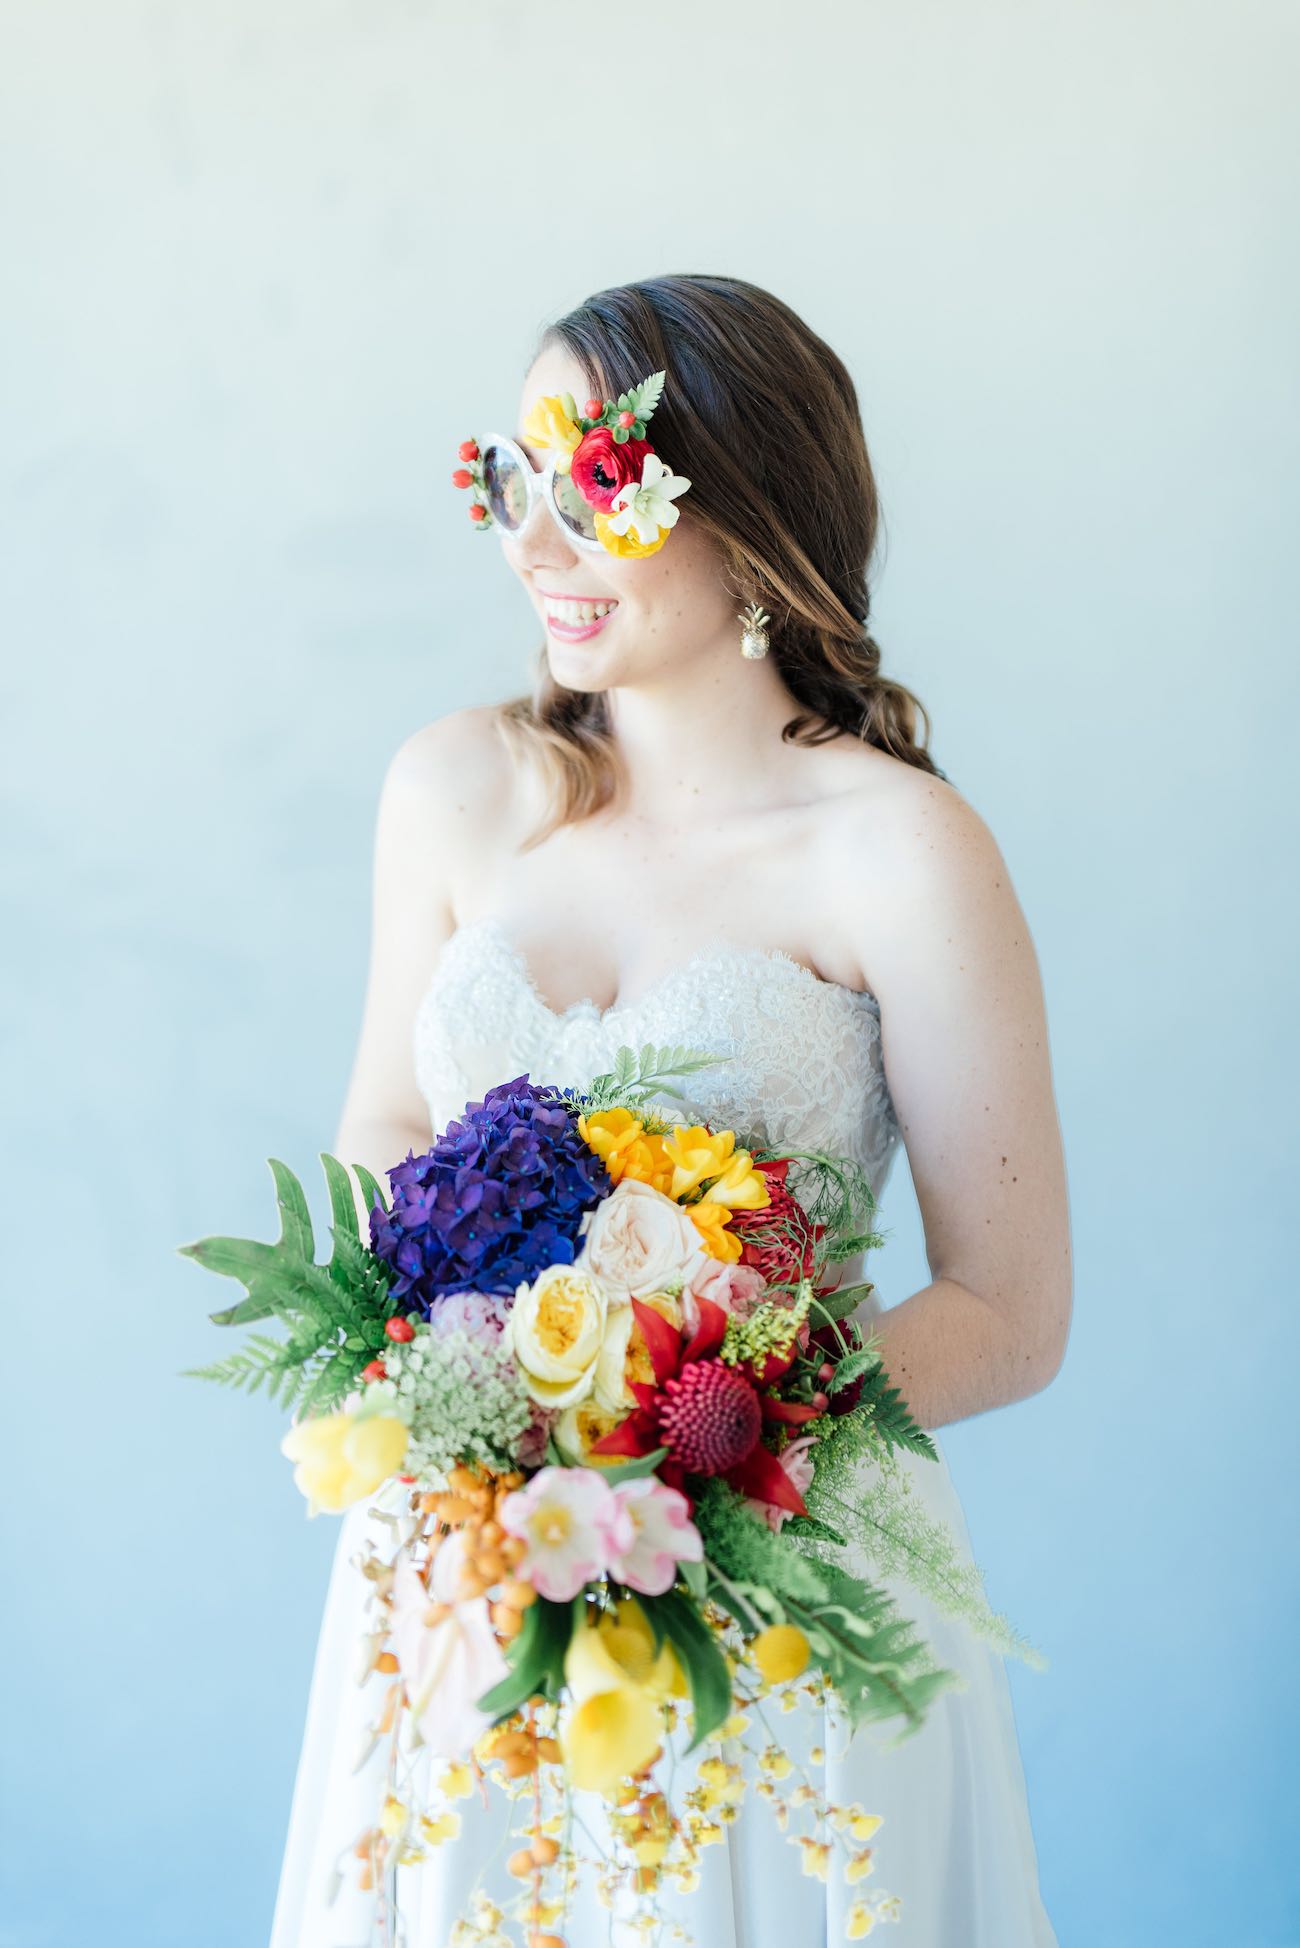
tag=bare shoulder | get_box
[814,748,1031,999]
[377,703,517,918]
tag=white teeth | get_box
[545,598,617,625]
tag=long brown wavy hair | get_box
[495,273,948,848]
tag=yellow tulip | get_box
[280,1409,408,1516]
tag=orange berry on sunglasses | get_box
[451,468,473,488]
[457,439,479,461]
[584,397,603,417]
[468,504,487,523]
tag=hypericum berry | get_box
[585,397,603,418]
[658,1359,761,1475]
[811,1391,830,1414]
[361,1357,387,1382]
[817,1361,835,1385]
[457,438,479,461]
[384,1315,416,1343]
[451,467,473,488]
[468,504,487,523]
[617,409,635,428]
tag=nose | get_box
[506,493,579,578]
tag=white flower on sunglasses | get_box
[604,452,692,546]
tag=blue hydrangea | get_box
[368,1073,610,1315]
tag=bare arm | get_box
[333,709,500,1228]
[850,777,1073,1430]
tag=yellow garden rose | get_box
[505,1263,616,1410]
[520,393,584,471]
[280,1408,408,1516]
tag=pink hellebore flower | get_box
[607,1476,705,1596]
[498,1465,629,1602]
[388,1531,508,1760]
[745,1435,818,1533]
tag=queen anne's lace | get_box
[412,916,902,1214]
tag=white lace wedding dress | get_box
[269,915,1057,1947]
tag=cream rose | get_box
[577,1178,709,1299]
[505,1263,613,1410]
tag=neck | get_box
[603,634,803,818]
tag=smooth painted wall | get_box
[3,4,1297,1944]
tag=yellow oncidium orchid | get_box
[520,393,584,472]
[561,1598,687,1794]
[578,1107,676,1197]
[280,1408,408,1516]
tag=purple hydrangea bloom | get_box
[368,1074,610,1316]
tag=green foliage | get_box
[642,1587,732,1749]
[809,1461,1044,1666]
[476,1596,572,1721]
[178,1154,397,1415]
[695,1479,955,1736]
[550,1042,734,1121]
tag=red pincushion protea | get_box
[660,1360,762,1474]
[591,1297,809,1517]
[729,1158,823,1287]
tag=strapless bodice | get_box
[412,915,902,1211]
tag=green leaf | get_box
[269,1159,314,1259]
[351,1162,389,1218]
[594,1447,670,1486]
[476,1597,572,1721]
[647,1588,732,1750]
[827,1348,877,1396]
[807,1281,876,1326]
[679,1556,707,1602]
[319,1153,361,1246]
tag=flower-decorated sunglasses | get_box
[452,370,691,560]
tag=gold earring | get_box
[737,600,771,659]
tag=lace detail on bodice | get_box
[412,916,902,1209]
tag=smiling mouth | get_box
[542,596,619,640]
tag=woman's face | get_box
[504,345,735,693]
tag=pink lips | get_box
[542,598,618,644]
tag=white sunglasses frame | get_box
[476,430,610,554]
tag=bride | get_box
[269,273,1070,1947]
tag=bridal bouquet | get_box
[182,1044,1029,1946]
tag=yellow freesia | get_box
[280,1408,408,1516]
[663,1126,770,1213]
[578,1107,676,1197]
[686,1200,743,1263]
[561,1598,686,1794]
[520,393,584,471]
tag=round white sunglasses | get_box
[475,430,609,553]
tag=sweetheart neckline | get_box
[441,913,882,1025]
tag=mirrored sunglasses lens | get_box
[552,466,601,543]
[482,444,530,531]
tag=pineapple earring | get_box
[737,599,771,659]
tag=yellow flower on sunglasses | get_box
[520,393,584,472]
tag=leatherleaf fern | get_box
[178,1154,398,1417]
[693,1479,959,1737]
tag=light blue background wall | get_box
[3,3,1296,1944]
